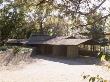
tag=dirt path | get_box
[0,56,110,82]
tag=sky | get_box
[94,0,110,15]
[56,0,110,15]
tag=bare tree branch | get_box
[77,0,107,15]
[77,13,110,27]
[36,0,46,6]
[34,0,54,6]
[88,0,106,14]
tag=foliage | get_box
[0,2,25,40]
[0,46,8,51]
[83,74,108,82]
[12,46,21,55]
[98,51,110,69]
[0,0,109,42]
[84,12,106,39]
[44,16,69,36]
[98,52,110,61]
[12,46,32,54]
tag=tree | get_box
[44,16,69,36]
[0,1,38,44]
[0,0,110,42]
[0,2,26,41]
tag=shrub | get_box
[13,46,21,55]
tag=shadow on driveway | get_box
[31,55,101,65]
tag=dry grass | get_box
[0,49,34,70]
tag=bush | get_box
[0,46,8,51]
[83,74,108,82]
[98,52,110,61]
[13,47,21,55]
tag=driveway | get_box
[0,55,110,82]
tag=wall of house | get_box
[52,45,67,57]
[36,45,79,58]
[38,45,53,55]
[67,46,78,58]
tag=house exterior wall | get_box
[29,44,81,58]
[38,45,79,58]
[52,45,79,58]
[52,45,67,56]
[67,46,78,58]
[39,45,53,55]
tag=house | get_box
[7,34,93,58]
[7,31,110,57]
[8,33,110,57]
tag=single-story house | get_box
[7,34,96,58]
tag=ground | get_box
[0,55,110,82]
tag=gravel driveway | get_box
[0,55,110,82]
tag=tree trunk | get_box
[39,21,44,35]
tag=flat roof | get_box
[27,37,90,46]
[48,39,90,45]
[7,35,90,46]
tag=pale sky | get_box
[55,0,110,15]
